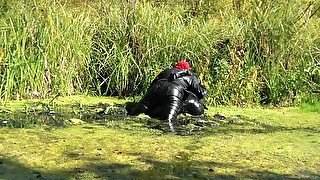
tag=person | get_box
[128,60,207,133]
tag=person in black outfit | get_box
[128,60,207,133]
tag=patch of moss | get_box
[0,96,319,179]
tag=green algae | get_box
[0,96,319,179]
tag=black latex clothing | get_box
[129,68,207,132]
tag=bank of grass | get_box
[300,102,320,113]
[0,0,319,106]
[0,96,319,179]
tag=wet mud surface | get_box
[0,101,249,135]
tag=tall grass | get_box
[0,0,319,106]
[207,0,320,105]
[0,0,93,100]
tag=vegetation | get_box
[1,1,319,178]
[0,96,319,179]
[0,0,319,106]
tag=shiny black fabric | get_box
[180,92,205,115]
[129,68,207,132]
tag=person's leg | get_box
[181,93,205,116]
[142,96,180,133]
[128,92,153,116]
[128,81,167,116]
[146,106,163,119]
[161,96,182,133]
[128,102,148,116]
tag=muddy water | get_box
[0,102,126,127]
[0,102,247,134]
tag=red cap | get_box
[175,60,191,70]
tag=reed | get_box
[0,0,93,100]
[0,0,319,106]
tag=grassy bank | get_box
[0,0,319,105]
[0,95,319,179]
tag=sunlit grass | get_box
[0,96,319,179]
[300,102,320,113]
[0,0,319,105]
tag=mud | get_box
[0,101,248,134]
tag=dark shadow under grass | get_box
[1,153,319,179]
[0,157,66,179]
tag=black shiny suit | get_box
[129,68,207,132]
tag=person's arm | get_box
[187,75,207,100]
